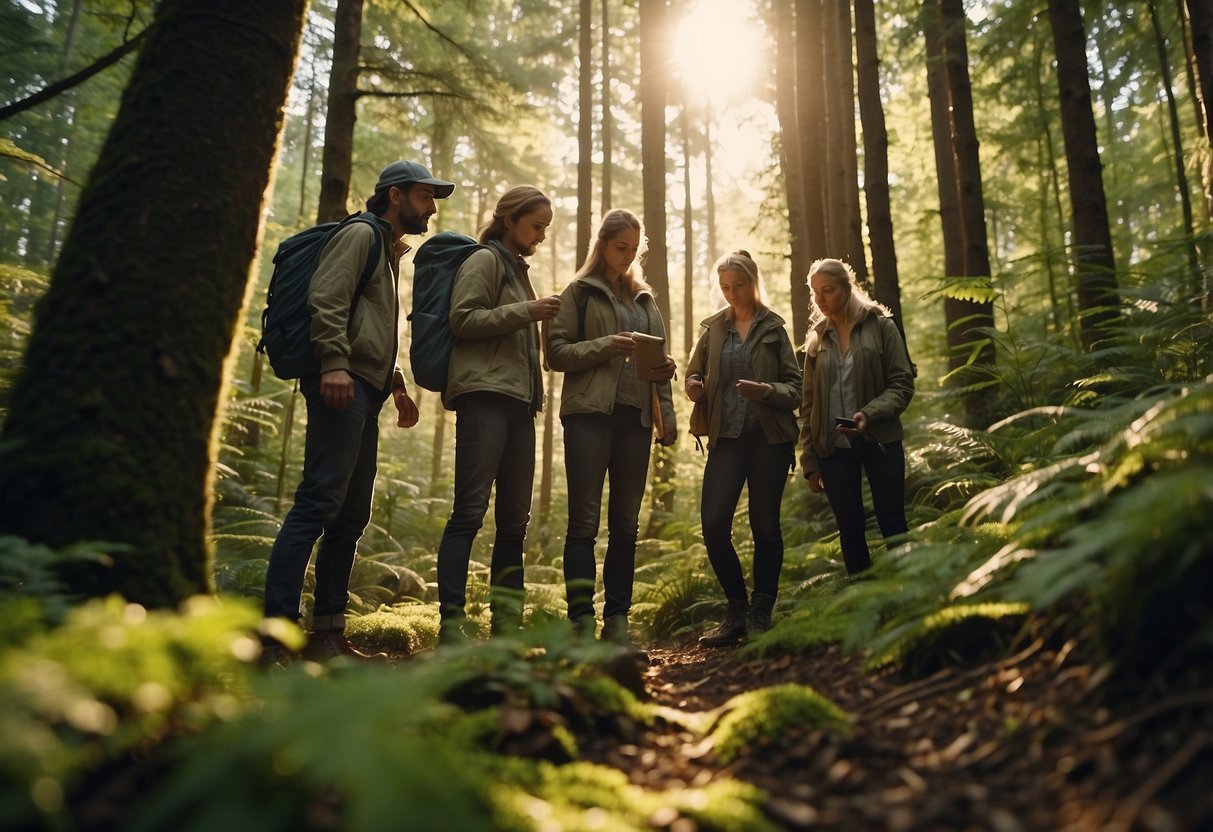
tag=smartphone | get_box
[834,416,856,430]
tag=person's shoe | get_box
[303,630,387,663]
[698,598,749,647]
[600,614,633,646]
[748,592,777,636]
[438,617,474,648]
[257,637,294,671]
[570,614,597,640]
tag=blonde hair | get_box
[478,185,551,245]
[714,250,768,308]
[805,258,891,354]
[575,208,652,294]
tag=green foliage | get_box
[0,535,115,641]
[0,595,268,830]
[707,684,851,764]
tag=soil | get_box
[573,637,1213,832]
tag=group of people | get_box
[260,158,915,664]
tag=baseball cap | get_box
[375,160,455,199]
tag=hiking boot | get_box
[600,614,633,647]
[438,617,474,648]
[570,614,597,640]
[748,592,777,636]
[257,637,293,671]
[698,598,749,647]
[303,630,387,663]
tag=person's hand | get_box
[657,422,677,446]
[608,333,636,357]
[527,295,561,321]
[686,375,705,402]
[836,410,867,439]
[320,369,355,410]
[806,471,825,493]
[645,355,677,382]
[736,378,773,400]
[394,388,419,428]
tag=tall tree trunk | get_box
[1148,0,1202,290]
[1179,0,1212,221]
[825,0,868,276]
[703,113,718,278]
[316,0,363,223]
[1048,0,1120,348]
[796,0,830,270]
[774,0,812,345]
[1187,0,1213,143]
[577,0,594,267]
[923,0,996,412]
[640,0,673,521]
[0,0,307,606]
[601,0,613,214]
[681,104,694,359]
[854,0,902,329]
[298,62,319,225]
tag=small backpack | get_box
[407,231,488,392]
[257,212,383,380]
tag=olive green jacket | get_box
[797,309,915,476]
[547,274,675,430]
[443,242,544,413]
[685,307,802,451]
[308,216,405,393]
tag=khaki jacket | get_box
[308,216,404,393]
[797,309,915,476]
[685,307,802,451]
[547,274,676,429]
[444,242,544,413]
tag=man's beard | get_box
[399,204,429,234]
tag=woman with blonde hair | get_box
[799,257,915,576]
[436,185,559,642]
[685,250,802,646]
[547,209,677,646]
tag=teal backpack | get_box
[257,212,383,380]
[408,231,487,392]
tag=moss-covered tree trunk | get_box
[0,0,307,607]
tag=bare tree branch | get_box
[0,28,149,123]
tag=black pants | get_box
[700,426,794,600]
[817,439,908,574]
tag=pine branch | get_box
[0,28,149,122]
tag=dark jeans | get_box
[436,392,535,623]
[264,374,384,624]
[700,426,794,600]
[562,405,652,621]
[817,439,908,574]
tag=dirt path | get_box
[577,639,1212,831]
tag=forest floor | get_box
[568,635,1212,832]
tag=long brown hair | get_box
[478,185,551,245]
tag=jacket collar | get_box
[700,305,785,331]
[577,272,655,302]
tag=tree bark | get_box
[923,0,996,406]
[824,0,867,277]
[854,0,901,328]
[1147,0,1202,290]
[1047,0,1120,348]
[796,0,830,270]
[774,0,812,345]
[601,0,613,214]
[681,103,694,359]
[577,0,594,267]
[0,0,307,606]
[316,0,364,223]
[640,0,673,520]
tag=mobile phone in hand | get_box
[834,416,856,430]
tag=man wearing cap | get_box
[262,160,455,664]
